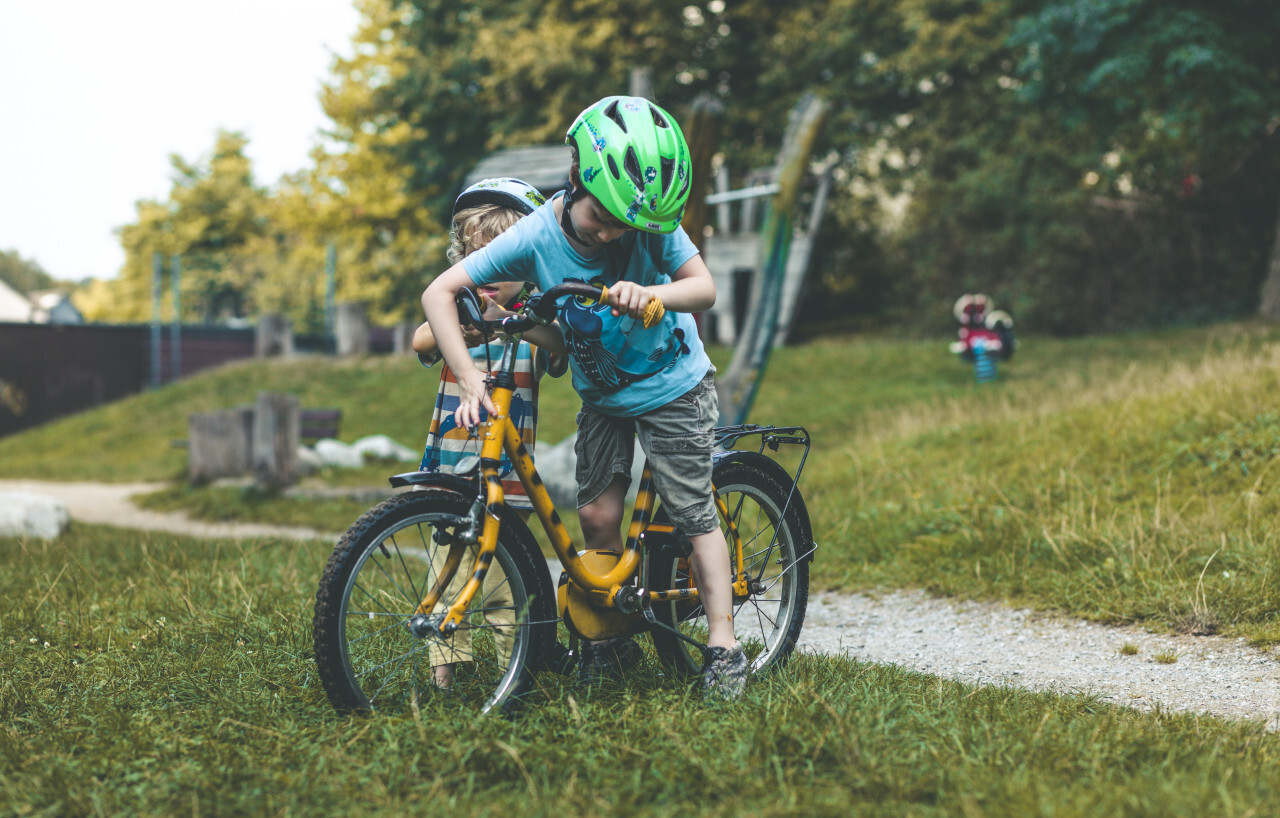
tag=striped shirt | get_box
[419,340,550,511]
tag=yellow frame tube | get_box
[433,389,512,631]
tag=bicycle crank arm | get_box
[641,607,711,663]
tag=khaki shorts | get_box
[575,370,719,535]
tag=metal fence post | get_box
[151,252,162,387]
[170,254,182,383]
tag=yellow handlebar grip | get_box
[641,298,665,329]
[597,285,664,328]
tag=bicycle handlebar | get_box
[463,281,666,336]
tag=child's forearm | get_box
[648,274,716,313]
[634,253,717,313]
[411,321,438,356]
[522,324,567,355]
[422,269,479,377]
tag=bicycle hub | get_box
[406,613,455,639]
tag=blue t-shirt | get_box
[462,191,712,417]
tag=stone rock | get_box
[313,438,365,469]
[296,445,323,475]
[353,434,419,463]
[533,433,644,510]
[0,492,70,538]
[534,435,579,509]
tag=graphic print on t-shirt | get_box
[560,277,690,393]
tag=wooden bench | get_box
[299,407,343,442]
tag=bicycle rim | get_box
[650,456,809,676]
[314,491,553,715]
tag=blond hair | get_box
[447,204,524,264]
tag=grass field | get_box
[5,321,1280,814]
[3,526,1280,816]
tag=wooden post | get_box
[255,314,295,358]
[334,302,369,356]
[393,320,417,355]
[187,406,253,484]
[1257,197,1280,320]
[252,392,300,490]
[682,94,723,255]
[629,67,654,100]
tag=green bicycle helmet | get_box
[565,96,692,233]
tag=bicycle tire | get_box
[648,451,811,678]
[313,488,557,715]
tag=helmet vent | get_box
[676,169,690,203]
[604,99,628,132]
[660,157,675,195]
[607,154,621,180]
[650,105,669,129]
[623,146,645,191]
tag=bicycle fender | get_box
[712,450,817,562]
[388,470,553,585]
[387,470,478,494]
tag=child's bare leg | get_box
[689,527,737,649]
[433,663,454,688]
[578,477,627,552]
[577,478,628,654]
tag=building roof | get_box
[0,278,32,322]
[462,145,572,195]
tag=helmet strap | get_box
[559,182,588,245]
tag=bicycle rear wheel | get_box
[648,451,811,678]
[313,488,557,715]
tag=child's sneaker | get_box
[577,636,643,687]
[701,644,748,701]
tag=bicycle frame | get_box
[403,299,812,642]
[412,356,682,631]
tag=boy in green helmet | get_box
[422,95,747,700]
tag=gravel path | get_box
[802,590,1280,729]
[5,478,1279,728]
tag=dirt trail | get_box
[0,479,340,541]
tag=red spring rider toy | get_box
[949,294,1015,382]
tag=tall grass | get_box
[809,328,1280,646]
[4,526,1280,816]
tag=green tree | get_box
[772,0,1280,332]
[310,0,448,324]
[112,131,269,323]
[0,249,57,294]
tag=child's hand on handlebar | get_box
[459,295,519,347]
[606,281,660,324]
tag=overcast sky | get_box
[0,1,361,283]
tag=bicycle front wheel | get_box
[313,488,557,715]
[648,451,811,678]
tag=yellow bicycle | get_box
[312,282,815,714]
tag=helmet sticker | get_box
[644,166,657,183]
[585,120,606,152]
[582,166,600,183]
